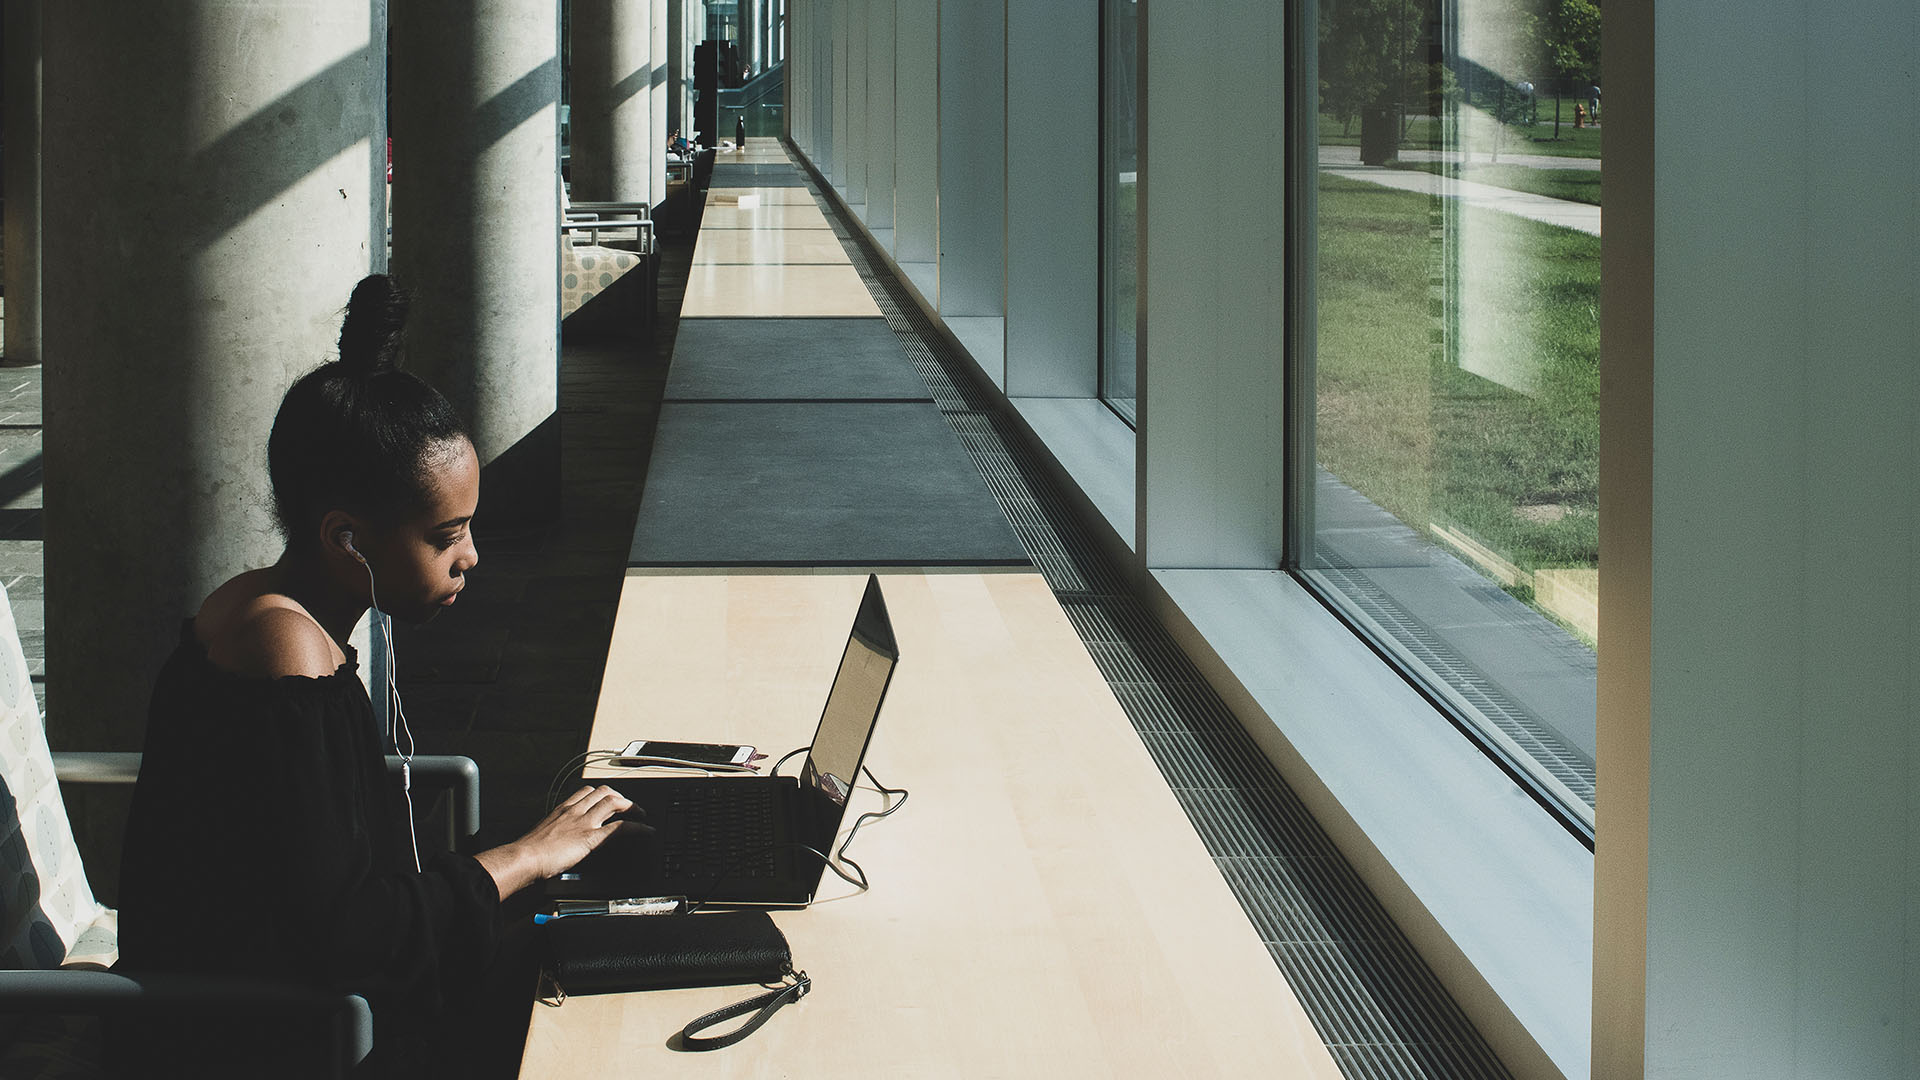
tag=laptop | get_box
[550,575,899,907]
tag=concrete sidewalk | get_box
[1319,143,1602,171]
[1320,159,1602,236]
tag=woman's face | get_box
[360,438,481,624]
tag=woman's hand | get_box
[475,785,636,900]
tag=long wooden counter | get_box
[519,571,1342,1078]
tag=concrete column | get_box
[570,0,654,203]
[667,0,684,139]
[650,0,669,207]
[3,0,41,366]
[41,1,387,892]
[391,0,561,524]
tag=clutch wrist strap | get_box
[674,972,812,1052]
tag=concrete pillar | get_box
[391,0,561,525]
[650,0,668,208]
[571,0,654,203]
[41,1,387,894]
[667,0,685,142]
[3,0,41,367]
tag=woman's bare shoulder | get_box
[196,572,343,680]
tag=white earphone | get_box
[341,529,421,873]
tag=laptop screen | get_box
[798,576,898,855]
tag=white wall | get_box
[934,0,1005,322]
[1137,0,1286,569]
[890,0,937,268]
[1597,1,1920,1077]
[1005,0,1096,399]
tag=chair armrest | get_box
[50,752,479,842]
[561,217,650,232]
[387,754,480,842]
[562,218,654,251]
[569,199,650,217]
[0,970,372,1074]
[50,751,142,785]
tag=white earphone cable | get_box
[359,548,422,873]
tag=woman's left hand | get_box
[475,785,637,899]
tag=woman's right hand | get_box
[475,785,637,900]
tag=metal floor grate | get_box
[780,149,1516,1080]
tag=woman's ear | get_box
[317,509,365,565]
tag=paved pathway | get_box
[1320,157,1602,236]
[1318,143,1602,172]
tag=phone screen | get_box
[628,740,753,766]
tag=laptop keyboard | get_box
[661,784,780,879]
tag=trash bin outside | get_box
[1360,105,1401,165]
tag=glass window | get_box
[1300,0,1603,835]
[1100,0,1140,424]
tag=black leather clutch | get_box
[540,910,793,997]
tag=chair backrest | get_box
[0,581,113,969]
[561,238,645,320]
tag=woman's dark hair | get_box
[267,275,471,544]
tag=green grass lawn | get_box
[1389,161,1602,205]
[1318,107,1604,159]
[1314,174,1599,578]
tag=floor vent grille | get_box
[792,165,1515,1080]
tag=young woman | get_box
[116,275,630,1077]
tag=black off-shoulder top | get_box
[117,621,501,1075]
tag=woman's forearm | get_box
[474,842,541,900]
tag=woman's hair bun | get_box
[337,273,410,375]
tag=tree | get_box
[1319,0,1438,136]
[1542,0,1602,136]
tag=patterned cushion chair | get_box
[560,185,656,333]
[561,234,649,321]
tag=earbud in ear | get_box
[340,530,366,564]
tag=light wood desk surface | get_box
[692,228,853,267]
[698,203,834,231]
[520,571,1341,1079]
[708,186,820,206]
[679,264,883,318]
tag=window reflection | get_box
[1305,0,1602,828]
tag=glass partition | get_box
[1300,0,1603,835]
